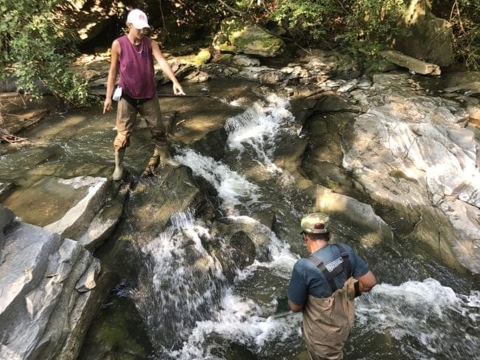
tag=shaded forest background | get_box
[0,0,479,107]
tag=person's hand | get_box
[173,83,186,96]
[103,98,113,114]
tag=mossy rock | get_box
[78,294,153,359]
[213,17,285,58]
[194,48,212,66]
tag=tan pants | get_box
[303,277,356,360]
[113,95,168,151]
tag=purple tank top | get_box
[117,35,156,99]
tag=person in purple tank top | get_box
[103,8,185,180]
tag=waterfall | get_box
[132,210,226,349]
[176,149,262,214]
[131,93,480,359]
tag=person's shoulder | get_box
[147,37,159,50]
[113,36,125,48]
[111,38,121,55]
[294,256,316,272]
[334,243,359,257]
[334,242,353,251]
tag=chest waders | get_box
[303,245,357,360]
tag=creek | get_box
[1,77,479,360]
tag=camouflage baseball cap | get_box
[300,212,330,234]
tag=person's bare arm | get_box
[151,41,185,95]
[288,299,304,312]
[356,270,377,293]
[103,40,120,114]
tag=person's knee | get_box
[114,134,130,150]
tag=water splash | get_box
[225,94,296,172]
[176,149,261,215]
[146,214,297,359]
[132,210,226,349]
[167,289,302,360]
[131,203,298,357]
[354,278,480,358]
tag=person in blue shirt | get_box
[287,212,377,360]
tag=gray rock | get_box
[0,219,108,359]
[0,204,14,264]
[394,13,453,67]
[44,176,109,240]
[341,96,480,273]
[314,185,395,248]
[213,17,285,58]
[78,181,130,251]
[231,55,261,67]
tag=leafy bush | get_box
[0,0,91,107]
[270,0,406,59]
[438,0,480,70]
[251,0,479,69]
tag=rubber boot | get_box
[112,148,125,181]
[156,147,180,168]
[142,151,160,177]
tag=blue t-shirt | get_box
[287,243,369,305]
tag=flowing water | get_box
[1,81,479,359]
[127,93,479,359]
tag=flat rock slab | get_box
[380,50,441,75]
[3,176,108,231]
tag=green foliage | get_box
[156,0,219,44]
[0,0,90,108]
[445,0,480,70]
[270,0,406,60]
[270,1,332,41]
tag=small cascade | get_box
[132,210,226,349]
[131,91,479,359]
[176,149,262,214]
[225,93,297,174]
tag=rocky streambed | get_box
[1,48,480,359]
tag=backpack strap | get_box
[335,244,352,278]
[307,244,353,293]
[307,254,338,292]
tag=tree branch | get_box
[218,0,246,16]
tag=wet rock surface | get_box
[1,50,480,358]
[0,203,111,359]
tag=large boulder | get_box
[0,176,126,358]
[3,175,127,251]
[341,82,478,273]
[212,17,285,58]
[0,216,110,359]
[300,72,480,274]
[43,176,111,239]
[394,6,453,67]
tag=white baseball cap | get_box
[127,9,150,29]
